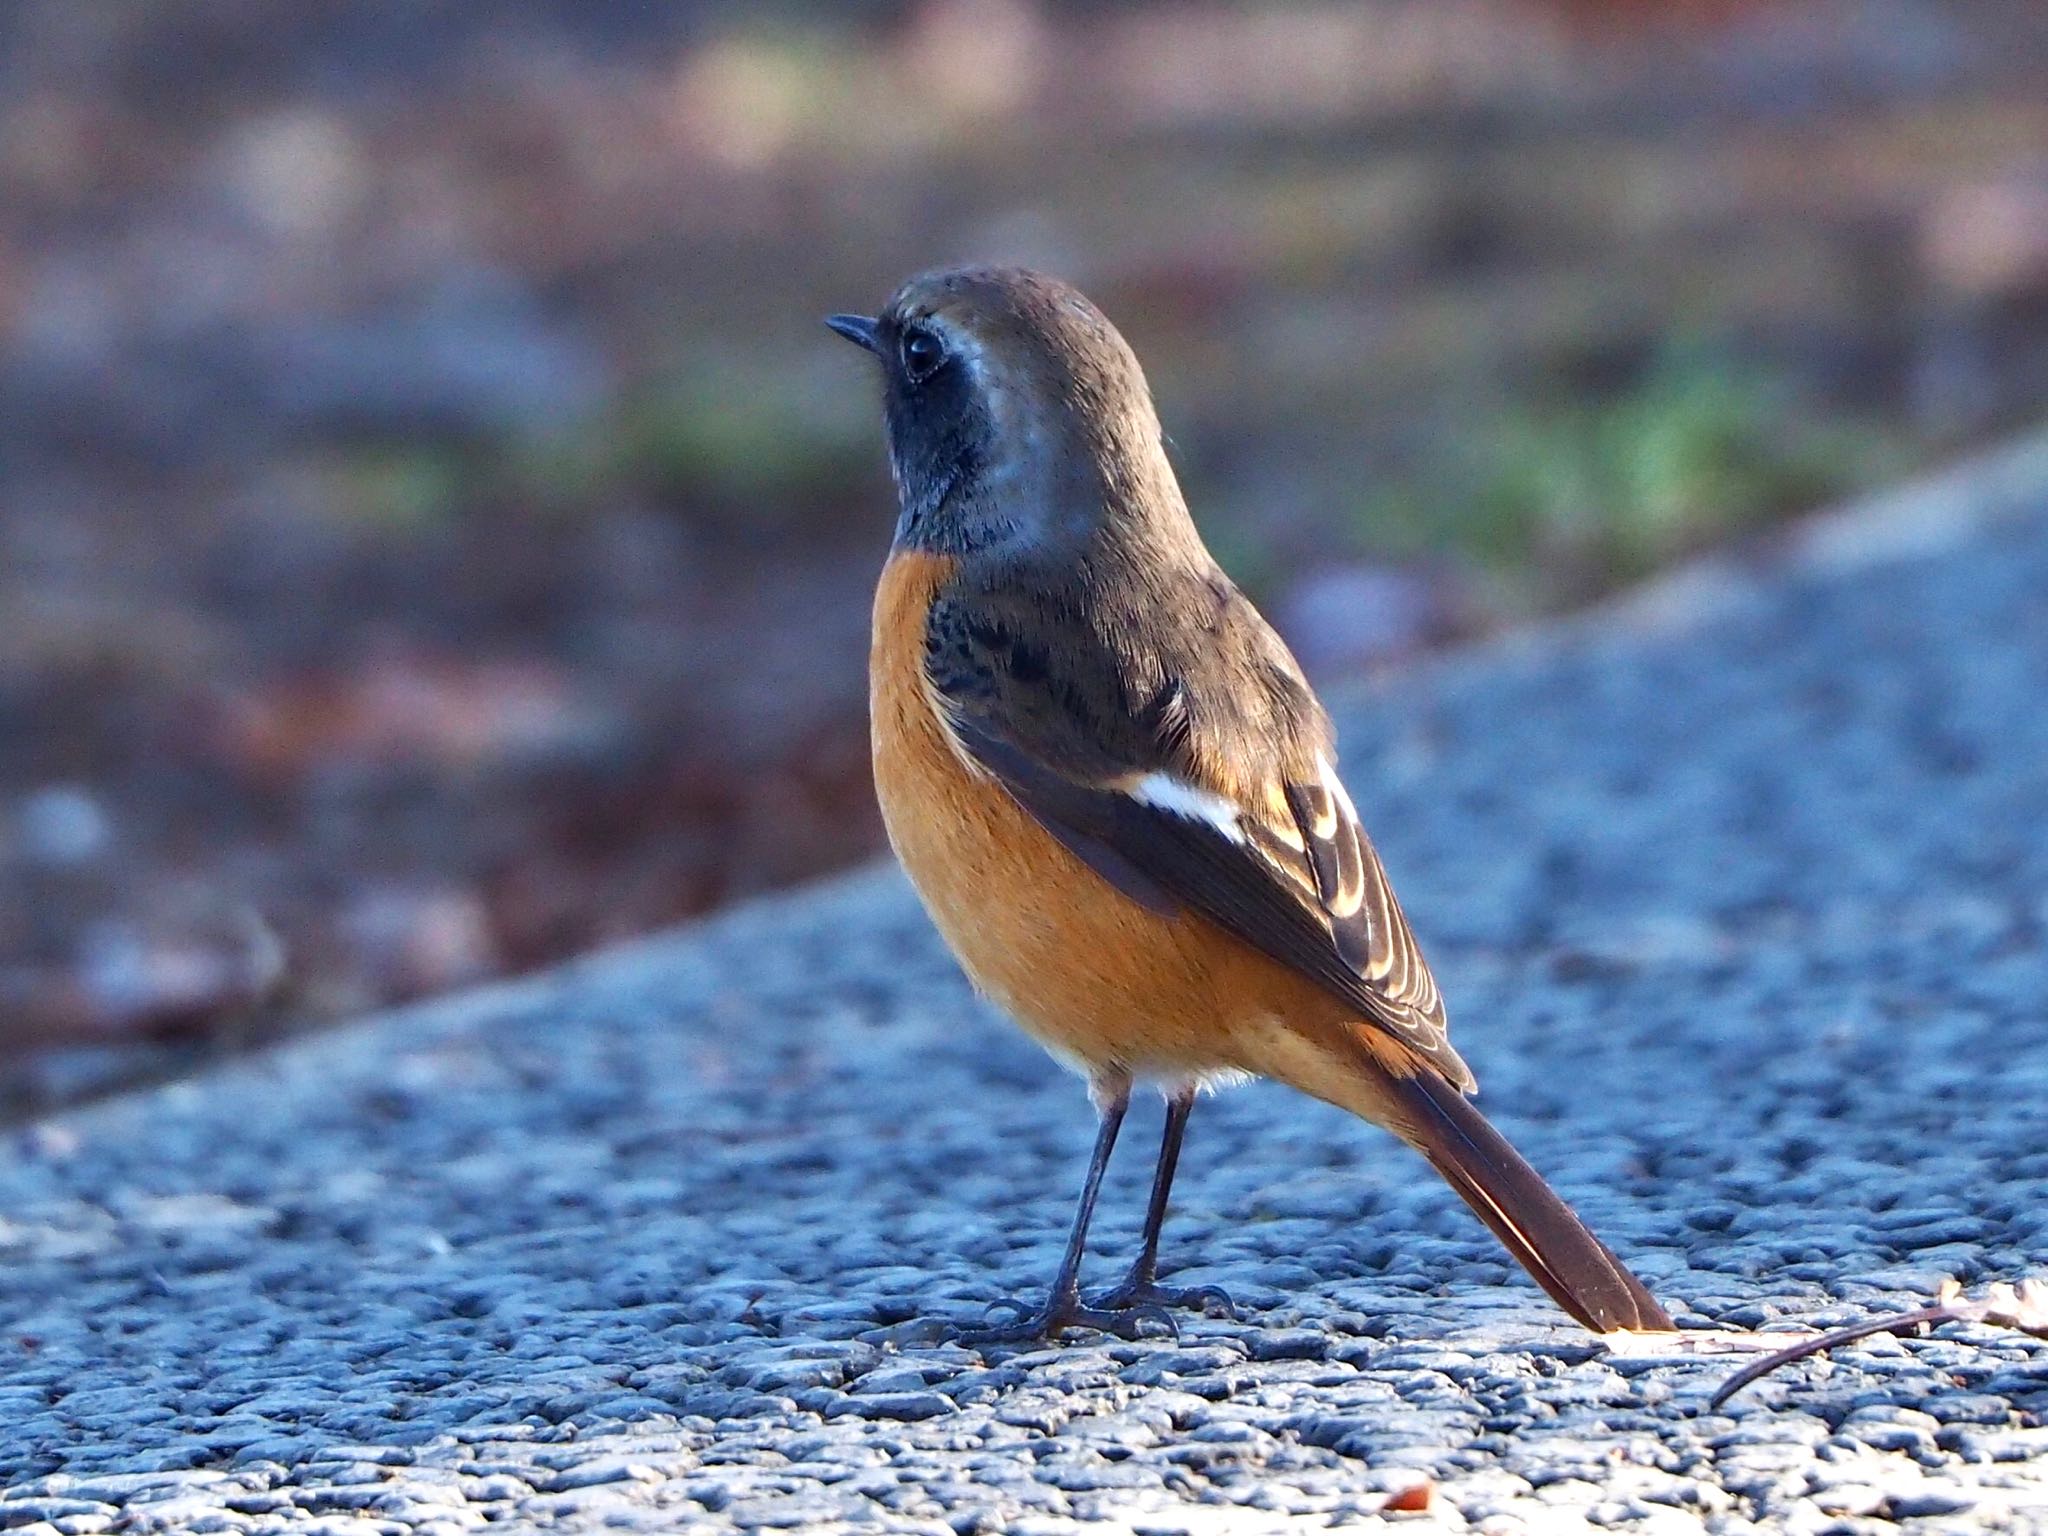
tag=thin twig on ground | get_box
[1710,1277,2048,1410]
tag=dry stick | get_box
[1709,1278,2048,1411]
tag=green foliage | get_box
[315,359,878,538]
[1356,346,1907,604]
[321,447,469,532]
[505,364,872,523]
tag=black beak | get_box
[825,313,880,353]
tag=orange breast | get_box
[869,550,1341,1084]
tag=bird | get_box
[826,266,1673,1342]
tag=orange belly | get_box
[870,549,1346,1085]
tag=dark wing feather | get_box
[1282,767,1446,1044]
[927,582,1468,1088]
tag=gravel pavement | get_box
[5,441,2048,1532]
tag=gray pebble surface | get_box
[6,441,2048,1530]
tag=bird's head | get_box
[828,266,1190,563]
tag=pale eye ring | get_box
[900,327,945,383]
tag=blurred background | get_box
[2,0,2046,1114]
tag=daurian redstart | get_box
[828,267,1671,1342]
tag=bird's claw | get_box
[951,1293,1180,1347]
[1087,1276,1237,1321]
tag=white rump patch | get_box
[1127,773,1245,843]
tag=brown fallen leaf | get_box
[214,650,609,781]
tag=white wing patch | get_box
[1125,773,1246,844]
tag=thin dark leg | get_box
[1088,1086,1234,1318]
[954,1084,1174,1346]
[1130,1086,1193,1287]
[1045,1093,1128,1304]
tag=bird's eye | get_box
[900,327,945,383]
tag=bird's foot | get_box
[1086,1271,1236,1321]
[952,1290,1178,1347]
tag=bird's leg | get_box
[1087,1085,1234,1318]
[955,1080,1175,1345]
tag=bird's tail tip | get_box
[1392,1067,1674,1335]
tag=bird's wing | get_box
[924,580,1469,1089]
